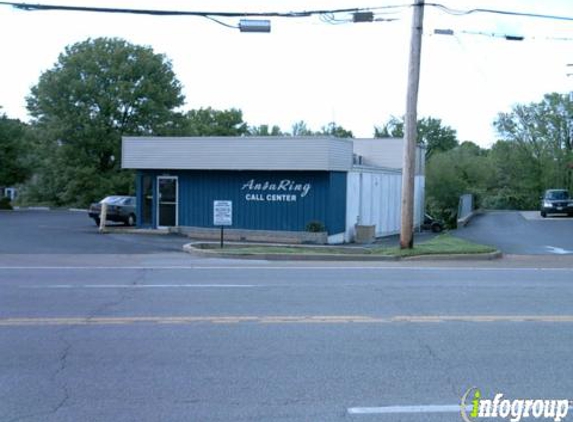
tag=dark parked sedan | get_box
[88,196,137,226]
[540,189,573,218]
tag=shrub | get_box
[0,196,13,210]
[305,220,325,232]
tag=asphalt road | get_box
[2,264,573,422]
[1,210,573,422]
[454,210,573,255]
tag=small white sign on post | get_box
[214,200,232,249]
[213,200,233,226]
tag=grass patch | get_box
[200,234,496,257]
[371,234,496,257]
[204,245,369,255]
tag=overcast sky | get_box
[0,0,572,147]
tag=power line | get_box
[202,16,239,30]
[433,28,573,43]
[426,3,573,22]
[0,2,407,19]
[1,1,572,25]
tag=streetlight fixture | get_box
[239,19,271,33]
[353,12,374,23]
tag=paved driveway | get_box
[454,210,573,255]
[0,210,190,254]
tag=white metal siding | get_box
[353,138,425,175]
[122,137,353,171]
[345,170,425,242]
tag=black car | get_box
[422,213,444,233]
[88,196,137,226]
[540,189,573,218]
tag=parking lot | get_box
[454,210,573,255]
[1,208,573,257]
[520,210,573,221]
[0,210,190,255]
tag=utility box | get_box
[355,224,375,244]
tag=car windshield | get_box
[100,196,128,205]
[547,191,569,200]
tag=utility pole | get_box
[400,0,425,249]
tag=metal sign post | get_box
[213,200,233,248]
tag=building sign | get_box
[241,179,312,202]
[213,200,233,226]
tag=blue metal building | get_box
[122,137,425,243]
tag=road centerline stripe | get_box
[2,266,573,272]
[21,284,257,289]
[2,315,573,326]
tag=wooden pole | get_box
[400,0,425,249]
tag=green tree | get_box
[495,92,573,194]
[289,120,353,138]
[319,122,353,138]
[482,140,541,210]
[170,107,248,136]
[374,116,403,138]
[375,116,458,158]
[248,124,284,136]
[0,112,31,188]
[426,142,495,225]
[25,37,184,206]
[291,120,314,137]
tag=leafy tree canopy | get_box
[426,143,495,225]
[0,111,32,188]
[248,124,284,136]
[247,120,353,138]
[375,116,458,158]
[374,116,404,138]
[424,92,573,219]
[291,120,315,137]
[495,92,573,192]
[288,120,353,138]
[25,37,184,206]
[320,122,353,138]
[169,107,249,136]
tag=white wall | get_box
[353,138,425,175]
[345,170,425,242]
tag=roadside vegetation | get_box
[1,37,572,220]
[197,234,497,257]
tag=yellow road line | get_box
[2,315,573,326]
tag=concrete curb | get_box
[401,250,503,261]
[183,242,502,262]
[457,210,482,227]
[99,227,170,235]
[10,207,87,212]
[12,206,51,211]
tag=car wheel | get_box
[126,214,136,226]
[94,217,100,226]
[431,223,443,233]
[540,211,547,218]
